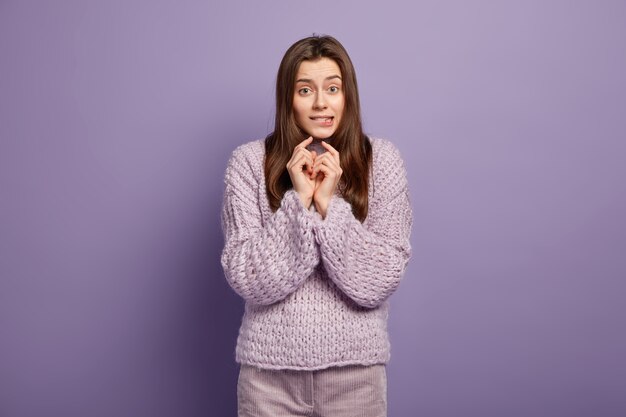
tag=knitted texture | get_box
[220,137,412,370]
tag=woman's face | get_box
[292,58,344,139]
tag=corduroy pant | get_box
[237,363,387,417]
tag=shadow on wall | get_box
[181,185,243,416]
[188,109,268,415]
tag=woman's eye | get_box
[329,86,339,93]
[299,88,311,94]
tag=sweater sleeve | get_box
[220,145,320,306]
[313,141,413,308]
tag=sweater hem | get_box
[236,357,389,371]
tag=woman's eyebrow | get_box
[296,75,342,83]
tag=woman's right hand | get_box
[286,136,316,208]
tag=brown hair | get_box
[264,35,372,222]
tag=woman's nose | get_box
[313,93,327,109]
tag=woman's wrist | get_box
[298,192,313,209]
[314,198,329,219]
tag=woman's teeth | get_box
[312,117,333,125]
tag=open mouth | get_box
[310,116,334,126]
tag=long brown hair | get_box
[264,35,372,222]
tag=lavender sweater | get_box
[220,137,412,370]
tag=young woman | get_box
[221,35,412,417]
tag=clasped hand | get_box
[286,136,343,219]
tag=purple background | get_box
[1,1,625,416]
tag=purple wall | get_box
[1,1,625,416]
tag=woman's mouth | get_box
[310,116,334,126]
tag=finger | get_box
[288,148,308,164]
[313,162,340,183]
[295,136,314,151]
[320,141,340,162]
[303,154,315,172]
[288,153,314,173]
[288,146,314,167]
[313,157,341,178]
[313,153,340,172]
[307,151,317,177]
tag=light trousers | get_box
[237,363,387,417]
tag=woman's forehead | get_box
[296,58,342,80]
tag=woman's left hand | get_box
[312,141,342,218]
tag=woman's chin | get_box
[308,129,336,140]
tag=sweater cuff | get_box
[282,189,311,213]
[313,195,353,243]
[281,189,318,235]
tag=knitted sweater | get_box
[220,137,412,370]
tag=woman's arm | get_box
[220,145,320,306]
[313,141,413,308]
